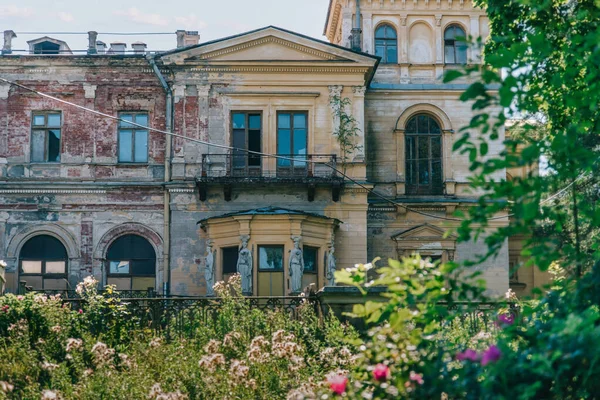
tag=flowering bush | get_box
[0,275,358,399]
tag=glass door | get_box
[277,112,307,177]
[257,245,284,296]
[231,112,262,177]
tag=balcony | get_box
[197,153,343,201]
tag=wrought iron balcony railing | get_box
[200,153,339,181]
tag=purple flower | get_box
[481,345,502,366]
[497,314,514,327]
[456,348,479,362]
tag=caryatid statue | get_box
[289,237,304,294]
[204,242,215,296]
[326,245,337,286]
[0,259,7,295]
[236,236,253,295]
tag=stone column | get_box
[435,14,444,79]
[470,15,481,63]
[341,11,353,48]
[352,86,366,161]
[443,129,455,194]
[328,85,343,136]
[362,13,373,54]
[395,128,406,195]
[172,84,186,179]
[399,16,410,83]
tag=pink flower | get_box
[456,348,479,362]
[481,345,502,366]
[372,363,390,382]
[497,314,514,327]
[78,309,83,314]
[328,375,348,395]
[409,371,424,385]
[16,295,24,301]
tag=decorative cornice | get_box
[168,188,195,193]
[343,187,369,193]
[197,36,341,61]
[0,189,106,194]
[188,66,368,74]
[369,206,396,212]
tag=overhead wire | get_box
[0,76,580,223]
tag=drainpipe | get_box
[351,0,362,52]
[147,54,173,296]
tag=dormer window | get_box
[33,41,60,55]
[27,37,72,55]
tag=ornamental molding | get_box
[352,86,367,96]
[328,85,343,98]
[343,187,369,193]
[368,206,396,212]
[188,66,368,74]
[198,36,340,61]
[0,189,107,194]
[168,188,195,193]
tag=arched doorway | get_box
[19,235,68,290]
[106,234,156,291]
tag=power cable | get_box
[15,32,174,35]
[0,76,579,222]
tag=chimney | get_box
[96,41,107,54]
[176,30,200,48]
[108,42,126,55]
[2,30,17,55]
[350,0,362,52]
[131,42,147,54]
[87,31,98,55]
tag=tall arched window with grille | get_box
[375,24,398,64]
[405,114,443,195]
[444,25,467,64]
[106,234,156,291]
[19,235,68,290]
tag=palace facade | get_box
[0,0,544,297]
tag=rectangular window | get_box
[222,246,239,275]
[258,245,284,271]
[231,112,262,175]
[303,246,318,273]
[277,112,307,170]
[118,112,149,163]
[31,112,61,162]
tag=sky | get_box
[0,0,331,53]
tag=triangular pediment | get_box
[392,224,456,241]
[160,26,378,66]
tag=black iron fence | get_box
[200,153,339,180]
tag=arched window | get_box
[375,24,398,64]
[444,25,467,64]
[405,115,443,195]
[19,235,68,290]
[106,234,156,291]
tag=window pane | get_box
[386,45,398,64]
[120,114,134,127]
[31,130,45,162]
[406,136,416,160]
[303,247,318,272]
[375,45,384,59]
[222,247,239,275]
[444,28,455,40]
[278,113,291,129]
[26,276,43,290]
[407,160,417,185]
[232,129,246,168]
[278,128,291,165]
[454,27,466,38]
[135,113,148,126]
[417,115,429,133]
[293,129,306,156]
[48,130,61,162]
[259,246,284,271]
[431,136,442,158]
[375,26,386,39]
[248,129,261,166]
[132,259,155,276]
[119,131,133,162]
[232,113,245,129]
[110,261,130,274]
[46,261,66,274]
[249,115,261,130]
[406,117,417,133]
[132,277,154,291]
[134,130,148,162]
[293,113,306,129]
[432,160,443,185]
[33,115,45,126]
[44,279,67,290]
[445,46,455,64]
[385,26,397,38]
[47,114,61,127]
[419,160,430,184]
[418,137,429,159]
[430,120,441,134]
[456,44,468,64]
[107,277,131,290]
[22,261,42,274]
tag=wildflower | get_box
[149,383,163,398]
[456,348,479,362]
[0,381,14,393]
[78,309,83,314]
[149,337,163,348]
[203,339,221,354]
[41,361,60,371]
[497,314,514,327]
[409,371,424,385]
[41,390,61,400]
[34,294,48,303]
[481,345,502,366]
[1,305,8,313]
[328,374,348,395]
[16,295,24,301]
[223,331,241,349]
[83,369,93,378]
[228,359,250,384]
[505,288,517,301]
[66,338,83,352]
[51,325,62,333]
[372,363,390,382]
[198,353,225,372]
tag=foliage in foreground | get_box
[0,276,358,399]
